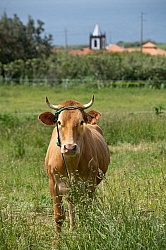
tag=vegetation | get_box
[1,51,166,88]
[157,43,166,50]
[117,41,143,48]
[0,12,165,88]
[0,12,52,64]
[0,86,166,249]
[0,12,166,88]
[116,40,166,49]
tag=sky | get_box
[0,0,166,46]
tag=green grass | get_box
[0,85,166,113]
[0,85,166,249]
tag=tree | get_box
[0,12,53,63]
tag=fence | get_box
[1,77,166,89]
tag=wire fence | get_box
[1,77,166,89]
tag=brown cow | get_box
[38,95,110,243]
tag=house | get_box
[141,42,166,56]
[125,42,166,55]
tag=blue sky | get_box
[0,0,166,45]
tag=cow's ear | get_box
[38,112,56,125]
[87,110,102,124]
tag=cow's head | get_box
[39,96,100,156]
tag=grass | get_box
[0,85,166,249]
[0,85,166,113]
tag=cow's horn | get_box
[83,95,94,109]
[46,96,59,110]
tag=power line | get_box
[64,28,68,50]
[140,12,145,52]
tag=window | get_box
[94,39,97,47]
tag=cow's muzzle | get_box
[61,143,79,155]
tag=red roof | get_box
[142,42,157,49]
[68,48,92,55]
[106,44,125,53]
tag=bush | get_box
[1,52,166,88]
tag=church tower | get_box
[90,24,106,50]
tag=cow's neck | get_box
[62,154,80,180]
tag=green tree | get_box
[0,12,52,64]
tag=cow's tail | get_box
[96,169,105,185]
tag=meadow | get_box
[0,85,166,250]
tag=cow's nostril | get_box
[72,145,77,151]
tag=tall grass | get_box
[0,86,166,249]
[101,112,166,145]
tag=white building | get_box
[90,24,106,50]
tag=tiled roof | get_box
[142,42,157,49]
[106,44,125,52]
[68,48,92,55]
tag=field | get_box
[0,85,166,250]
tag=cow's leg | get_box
[53,184,65,233]
[48,173,65,245]
[67,198,75,231]
[87,173,97,198]
[52,190,65,248]
[51,197,65,248]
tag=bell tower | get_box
[90,24,106,50]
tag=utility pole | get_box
[140,12,144,53]
[64,28,68,51]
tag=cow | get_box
[38,95,110,243]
